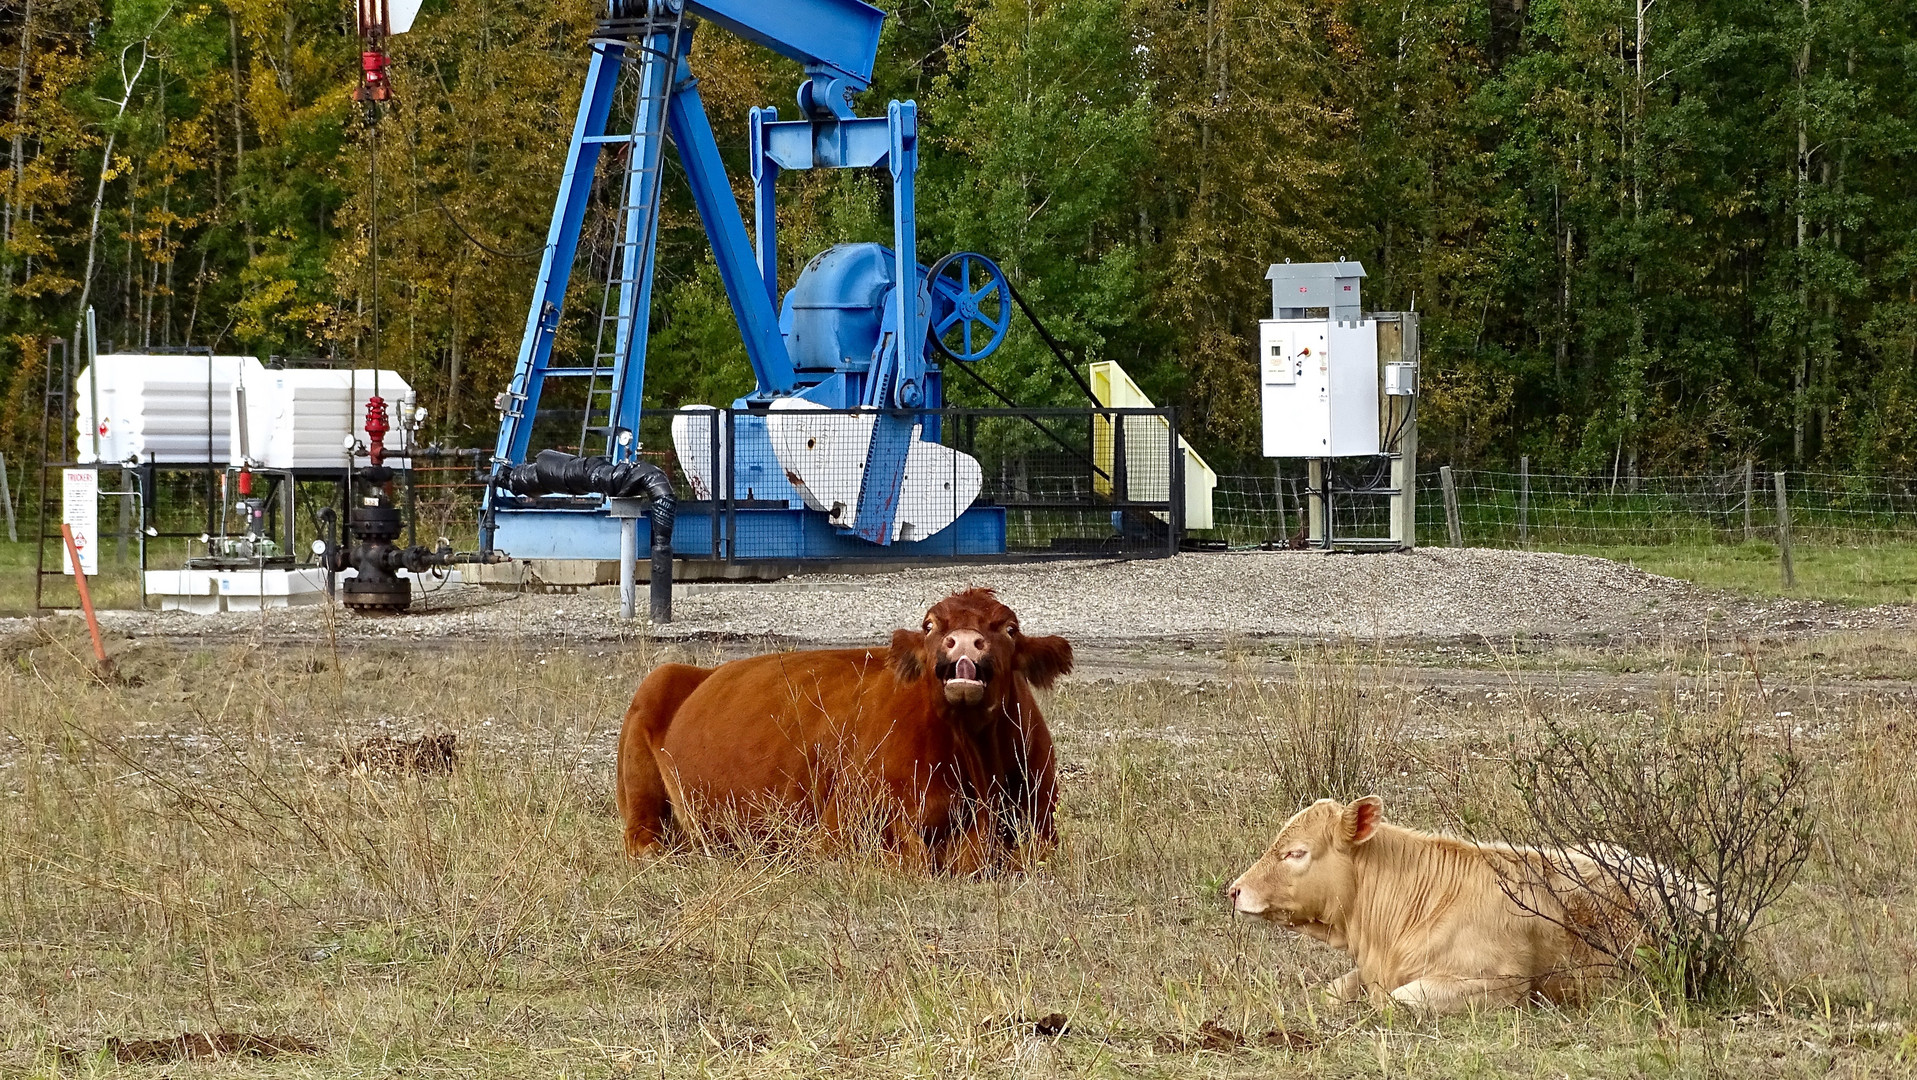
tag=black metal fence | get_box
[19,461,369,611]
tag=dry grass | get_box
[0,625,1913,1077]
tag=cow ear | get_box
[1016,635,1074,690]
[1342,796,1383,846]
[888,629,928,681]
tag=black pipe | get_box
[496,449,676,623]
[649,526,673,624]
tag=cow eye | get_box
[1283,848,1308,862]
[923,619,936,633]
[1006,623,1020,635]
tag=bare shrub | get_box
[1232,649,1406,808]
[1500,687,1815,1000]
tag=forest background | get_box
[1,0,1912,479]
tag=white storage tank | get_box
[231,368,416,469]
[74,354,262,464]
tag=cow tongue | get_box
[943,656,986,705]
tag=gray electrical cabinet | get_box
[1255,259,1420,550]
[1258,318,1380,458]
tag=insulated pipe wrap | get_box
[497,449,676,622]
[500,449,676,505]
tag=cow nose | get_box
[944,631,984,654]
[1227,885,1241,903]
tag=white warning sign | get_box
[62,468,98,576]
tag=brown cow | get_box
[616,588,1071,872]
[1228,796,1686,1012]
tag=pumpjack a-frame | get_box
[483,0,1018,562]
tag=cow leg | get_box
[617,663,712,857]
[942,812,1003,876]
[1323,969,1366,1004]
[1386,975,1520,1013]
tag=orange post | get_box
[61,523,108,666]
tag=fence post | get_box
[1167,408,1183,557]
[1773,469,1794,588]
[724,408,737,563]
[1306,459,1325,546]
[708,408,722,559]
[1440,465,1463,547]
[1273,459,1288,544]
[116,465,130,565]
[0,451,14,543]
[1743,458,1754,541]
[1518,455,1530,546]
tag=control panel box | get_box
[1259,318,1380,457]
[1384,361,1418,396]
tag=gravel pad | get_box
[10,548,1890,649]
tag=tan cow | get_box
[1228,796,1677,1012]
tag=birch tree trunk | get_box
[1792,0,1811,465]
[3,0,35,297]
[73,38,154,342]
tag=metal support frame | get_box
[486,0,940,560]
[749,93,923,544]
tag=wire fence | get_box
[1198,463,1917,549]
[20,450,1917,613]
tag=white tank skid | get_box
[74,355,412,469]
[71,353,419,614]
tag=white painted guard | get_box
[672,401,981,543]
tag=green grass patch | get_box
[1557,540,1917,606]
[0,537,200,615]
